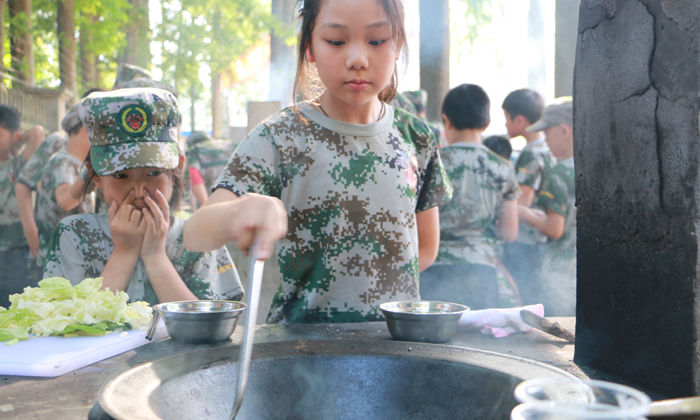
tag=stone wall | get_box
[574,0,700,397]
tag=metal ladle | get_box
[649,396,700,419]
[229,244,265,420]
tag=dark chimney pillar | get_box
[574,0,700,397]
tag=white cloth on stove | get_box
[459,304,544,338]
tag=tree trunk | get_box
[211,71,222,138]
[57,0,77,102]
[119,0,151,68]
[527,0,547,96]
[190,84,196,133]
[8,0,35,87]
[80,13,96,91]
[94,56,101,88]
[419,0,449,121]
[0,1,5,82]
[269,0,297,106]
[210,4,222,138]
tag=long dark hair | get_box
[81,154,185,211]
[292,0,408,110]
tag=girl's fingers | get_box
[256,206,287,259]
[142,207,155,234]
[145,195,166,231]
[123,190,136,205]
[155,189,170,221]
[107,200,118,222]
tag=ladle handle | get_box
[145,310,161,341]
[230,242,265,419]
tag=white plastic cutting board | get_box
[0,320,168,378]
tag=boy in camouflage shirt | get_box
[518,98,576,316]
[501,88,554,305]
[185,131,237,209]
[43,88,243,305]
[0,105,45,306]
[34,102,95,273]
[421,84,520,310]
[15,130,68,267]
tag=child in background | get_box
[15,130,67,271]
[420,84,519,310]
[403,89,446,148]
[483,135,513,161]
[518,98,576,316]
[184,0,452,323]
[16,89,107,274]
[501,88,553,305]
[185,131,237,210]
[24,103,95,279]
[0,105,44,306]
[43,89,243,305]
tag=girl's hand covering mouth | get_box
[140,189,171,260]
[108,190,146,256]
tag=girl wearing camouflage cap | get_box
[42,88,244,305]
[184,0,452,323]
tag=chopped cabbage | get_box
[0,277,152,342]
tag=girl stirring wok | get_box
[185,0,452,323]
[43,89,244,305]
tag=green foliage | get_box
[157,0,290,122]
[32,1,59,88]
[75,0,131,90]
[2,0,130,91]
[452,0,502,47]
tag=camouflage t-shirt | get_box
[390,92,418,116]
[185,138,237,191]
[35,149,95,266]
[214,102,453,323]
[43,214,244,305]
[536,157,576,314]
[16,131,68,190]
[0,155,28,252]
[537,157,576,259]
[433,143,519,268]
[515,137,554,244]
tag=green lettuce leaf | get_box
[0,326,29,343]
[0,277,153,341]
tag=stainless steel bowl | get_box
[379,300,470,343]
[150,300,246,344]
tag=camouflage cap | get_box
[61,101,83,132]
[526,97,573,132]
[186,131,212,147]
[402,90,428,110]
[114,64,152,86]
[122,77,179,97]
[79,88,180,176]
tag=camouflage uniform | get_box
[42,88,243,304]
[214,102,452,323]
[0,156,28,252]
[502,137,554,305]
[15,131,68,190]
[186,137,237,191]
[43,214,243,305]
[390,92,418,116]
[113,64,152,89]
[421,143,519,309]
[79,88,180,176]
[537,157,576,316]
[0,154,29,306]
[34,148,95,266]
[122,77,179,97]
